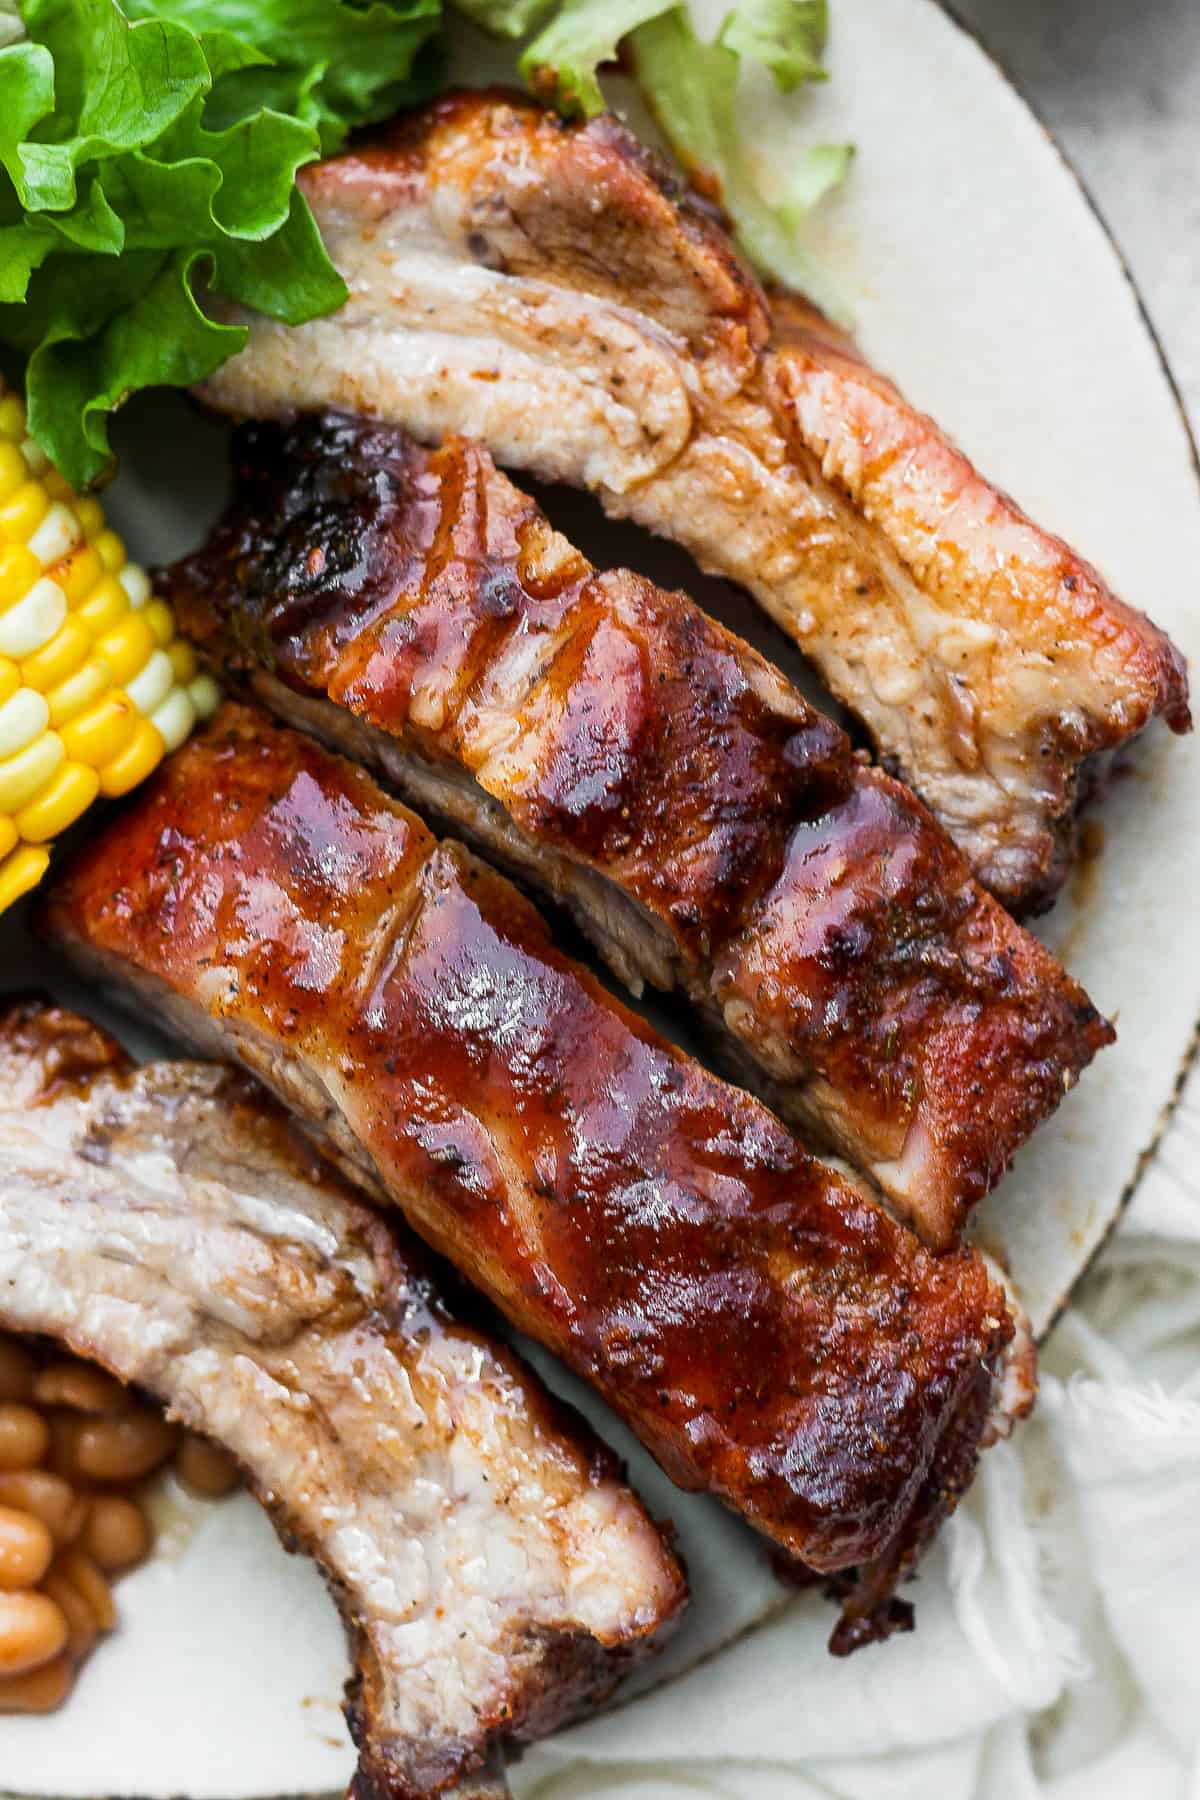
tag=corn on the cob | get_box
[0,385,219,918]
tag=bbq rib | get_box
[165,411,1112,1250]
[44,706,1029,1650]
[195,90,1189,912]
[0,1000,684,1797]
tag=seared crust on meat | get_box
[45,706,1019,1632]
[0,1000,683,1797]
[196,89,1189,910]
[166,412,1112,1247]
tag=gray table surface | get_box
[957,0,1199,428]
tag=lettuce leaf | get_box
[520,0,851,315]
[0,0,441,486]
[631,8,852,316]
[519,0,672,115]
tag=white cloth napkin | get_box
[512,1068,1200,1800]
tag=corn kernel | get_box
[0,818,16,862]
[0,579,67,660]
[27,502,81,569]
[95,615,154,688]
[74,576,129,638]
[57,544,104,607]
[143,599,175,648]
[21,617,91,693]
[99,717,163,797]
[60,695,138,768]
[74,496,105,540]
[0,731,64,812]
[94,529,126,574]
[45,661,111,730]
[125,648,173,717]
[0,547,40,611]
[0,845,50,914]
[16,762,100,844]
[0,660,19,709]
[166,640,197,685]
[0,446,27,506]
[0,689,49,759]
[0,396,25,440]
[42,468,71,501]
[0,481,50,544]
[189,673,221,720]
[118,564,151,609]
[150,687,195,753]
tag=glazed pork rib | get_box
[196,90,1190,912]
[166,412,1111,1250]
[44,705,1024,1652]
[0,1001,684,1798]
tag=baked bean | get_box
[0,1591,68,1675]
[80,1494,149,1573]
[0,1650,73,1713]
[56,1549,114,1633]
[40,1567,97,1662]
[0,1472,81,1545]
[0,1404,49,1472]
[0,1504,53,1590]
[175,1433,240,1498]
[52,1409,177,1484]
[33,1362,129,1417]
[0,1341,34,1405]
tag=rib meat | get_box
[165,411,1112,1249]
[44,705,1023,1649]
[195,90,1190,911]
[0,999,684,1797]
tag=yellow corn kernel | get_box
[189,673,221,720]
[41,468,71,502]
[0,578,67,660]
[0,446,27,507]
[0,395,25,440]
[0,547,40,611]
[167,639,197,685]
[60,695,137,768]
[143,599,174,648]
[94,529,126,574]
[150,687,195,753]
[0,731,64,813]
[99,717,163,797]
[0,660,19,709]
[21,617,91,693]
[73,496,105,540]
[45,661,112,730]
[0,689,49,759]
[0,818,16,862]
[125,648,173,717]
[57,544,104,608]
[74,576,129,638]
[16,762,100,845]
[0,845,50,914]
[95,614,154,688]
[0,481,50,545]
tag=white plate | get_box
[3,0,1199,1793]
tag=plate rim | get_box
[4,3,1199,1795]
